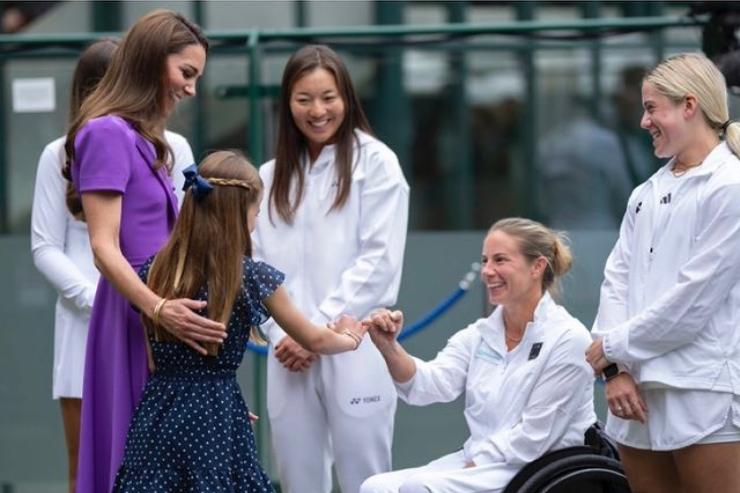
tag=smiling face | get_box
[640,81,690,159]
[164,43,206,114]
[480,230,545,307]
[289,67,346,160]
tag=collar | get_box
[302,129,373,175]
[653,141,732,183]
[478,292,555,355]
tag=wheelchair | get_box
[502,423,631,493]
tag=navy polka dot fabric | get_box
[113,257,284,493]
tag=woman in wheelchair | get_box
[360,218,596,493]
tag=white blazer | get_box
[398,293,595,481]
[593,142,740,392]
[31,131,193,398]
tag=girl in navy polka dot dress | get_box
[113,150,366,492]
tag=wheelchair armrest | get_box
[584,422,620,460]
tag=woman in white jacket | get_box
[361,218,595,493]
[30,38,194,493]
[586,53,740,493]
[253,44,409,493]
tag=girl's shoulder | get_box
[241,257,285,296]
[138,255,157,283]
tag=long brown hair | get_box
[63,9,208,216]
[63,37,120,220]
[143,150,263,355]
[270,44,372,224]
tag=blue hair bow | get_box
[182,164,213,200]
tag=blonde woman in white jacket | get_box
[30,39,195,493]
[587,53,740,493]
[361,218,595,493]
[253,45,409,493]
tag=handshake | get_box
[329,309,405,352]
[276,309,405,371]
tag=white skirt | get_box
[52,297,90,399]
[605,386,740,450]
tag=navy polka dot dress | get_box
[113,257,283,493]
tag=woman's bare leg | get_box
[673,441,740,493]
[618,443,682,493]
[59,397,82,493]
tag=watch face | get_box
[603,364,619,379]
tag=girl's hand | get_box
[274,336,318,372]
[157,298,227,355]
[331,314,366,350]
[585,337,610,373]
[249,412,259,424]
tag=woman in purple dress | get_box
[63,10,225,493]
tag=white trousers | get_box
[267,340,397,493]
[360,450,517,493]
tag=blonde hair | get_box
[645,52,740,157]
[488,217,572,296]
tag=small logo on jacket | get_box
[350,395,381,405]
[528,342,543,360]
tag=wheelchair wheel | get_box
[516,454,630,493]
[502,446,595,493]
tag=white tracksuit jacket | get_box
[593,142,740,393]
[253,129,409,493]
[385,293,595,492]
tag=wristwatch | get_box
[602,363,620,382]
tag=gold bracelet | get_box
[152,298,168,326]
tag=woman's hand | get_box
[585,337,611,373]
[364,309,403,353]
[157,298,227,355]
[605,372,648,423]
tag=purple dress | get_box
[71,115,179,493]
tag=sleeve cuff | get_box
[394,374,416,401]
[603,326,630,364]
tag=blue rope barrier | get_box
[246,263,481,356]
